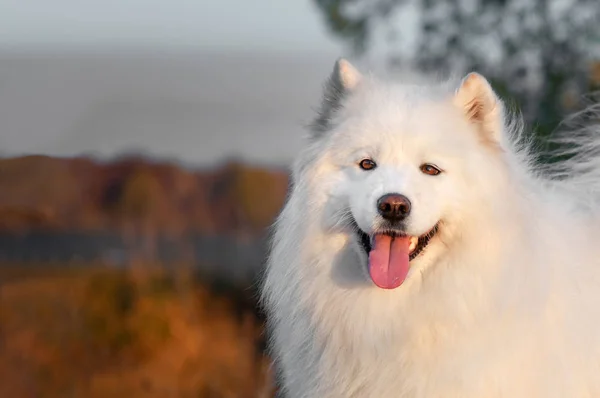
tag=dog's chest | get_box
[310,313,574,398]
[313,342,565,398]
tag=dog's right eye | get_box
[359,159,377,171]
[420,163,442,176]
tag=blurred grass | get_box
[0,263,275,398]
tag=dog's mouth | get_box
[357,225,439,261]
[351,220,439,289]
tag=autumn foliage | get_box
[0,155,288,235]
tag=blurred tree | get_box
[118,170,162,220]
[315,0,600,149]
[227,163,288,231]
[115,168,166,263]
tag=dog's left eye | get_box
[420,163,442,176]
[359,159,377,171]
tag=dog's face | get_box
[309,60,507,289]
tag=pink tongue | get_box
[368,235,410,289]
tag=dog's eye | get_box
[420,163,442,176]
[359,159,377,171]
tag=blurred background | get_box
[0,0,599,396]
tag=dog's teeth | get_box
[409,236,418,252]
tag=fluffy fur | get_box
[261,59,600,397]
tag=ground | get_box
[0,263,275,398]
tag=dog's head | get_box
[300,59,515,289]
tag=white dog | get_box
[261,59,600,397]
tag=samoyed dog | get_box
[261,59,600,397]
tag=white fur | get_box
[261,60,600,397]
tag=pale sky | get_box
[0,0,349,166]
[0,0,340,54]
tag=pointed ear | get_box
[334,58,361,90]
[453,72,504,145]
[311,58,363,135]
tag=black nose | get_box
[377,193,411,221]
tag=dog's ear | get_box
[333,58,362,91]
[311,58,362,136]
[454,72,504,145]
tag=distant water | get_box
[0,230,268,285]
